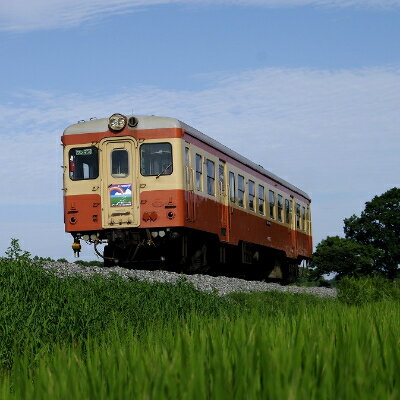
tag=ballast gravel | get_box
[42,261,337,299]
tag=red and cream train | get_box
[62,113,312,280]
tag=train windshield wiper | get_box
[156,163,172,179]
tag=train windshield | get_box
[69,147,99,180]
[140,143,173,176]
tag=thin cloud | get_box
[1,0,400,32]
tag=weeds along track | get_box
[43,261,337,298]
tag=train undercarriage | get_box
[73,228,303,283]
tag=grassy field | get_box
[0,257,399,399]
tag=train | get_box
[62,113,312,281]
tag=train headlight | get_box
[108,113,127,132]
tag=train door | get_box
[218,161,230,241]
[100,138,139,228]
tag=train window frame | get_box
[195,154,202,191]
[206,159,215,196]
[302,206,306,231]
[111,149,129,178]
[248,180,255,211]
[229,171,236,203]
[140,142,173,177]
[258,185,265,215]
[237,175,245,208]
[68,146,99,181]
[277,194,283,222]
[269,190,275,219]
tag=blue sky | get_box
[0,0,399,260]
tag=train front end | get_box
[61,114,185,265]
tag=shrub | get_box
[337,276,400,305]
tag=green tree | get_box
[311,236,383,279]
[344,188,400,279]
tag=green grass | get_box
[0,257,399,399]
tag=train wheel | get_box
[103,245,115,268]
[190,244,208,272]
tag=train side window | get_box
[289,200,293,223]
[285,199,290,224]
[111,149,129,178]
[184,147,190,187]
[229,172,236,203]
[258,185,265,215]
[248,180,255,211]
[206,159,215,196]
[195,154,202,191]
[140,143,172,176]
[238,175,245,208]
[219,164,225,194]
[296,203,301,229]
[302,206,306,231]
[269,190,275,219]
[69,147,99,181]
[185,147,189,166]
[277,194,283,222]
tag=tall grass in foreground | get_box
[0,258,399,399]
[2,303,400,400]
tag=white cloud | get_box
[0,65,399,255]
[0,0,399,32]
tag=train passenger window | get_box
[238,175,245,207]
[248,180,255,211]
[140,143,172,177]
[277,194,283,222]
[206,159,215,196]
[229,172,236,202]
[219,164,225,194]
[296,203,301,229]
[302,206,306,231]
[290,200,293,223]
[184,147,190,187]
[111,149,128,178]
[195,154,202,191]
[285,199,290,224]
[269,190,275,219]
[185,147,189,166]
[69,147,99,181]
[258,185,265,215]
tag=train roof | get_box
[63,115,311,201]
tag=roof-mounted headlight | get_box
[108,113,127,132]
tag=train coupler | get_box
[72,239,81,257]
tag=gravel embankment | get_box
[42,261,337,298]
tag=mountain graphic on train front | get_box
[109,184,132,207]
